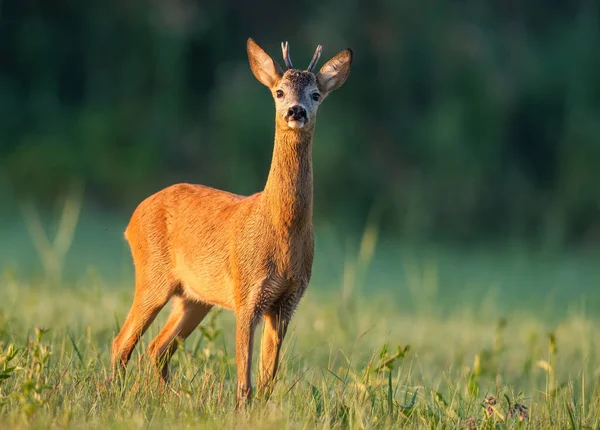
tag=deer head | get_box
[247,38,352,131]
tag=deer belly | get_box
[173,255,235,310]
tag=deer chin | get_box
[287,119,305,129]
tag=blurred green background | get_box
[0,1,599,304]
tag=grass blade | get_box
[68,331,84,366]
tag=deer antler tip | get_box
[281,41,293,69]
[307,44,323,73]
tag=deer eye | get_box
[276,90,284,98]
[312,92,321,102]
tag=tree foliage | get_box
[1,0,599,244]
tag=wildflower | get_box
[465,416,478,430]
[483,395,497,416]
[510,402,529,421]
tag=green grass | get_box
[1,211,600,428]
[1,260,600,429]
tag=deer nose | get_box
[287,105,307,120]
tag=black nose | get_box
[287,105,307,120]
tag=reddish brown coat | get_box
[111,38,352,407]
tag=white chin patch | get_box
[287,120,305,129]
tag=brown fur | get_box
[111,38,352,408]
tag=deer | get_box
[110,38,352,407]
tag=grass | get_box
[1,259,600,429]
[1,209,599,428]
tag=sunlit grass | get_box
[1,267,599,429]
[1,203,599,427]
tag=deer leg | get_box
[235,308,258,408]
[111,275,174,379]
[258,310,289,399]
[148,296,212,381]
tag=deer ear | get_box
[247,38,283,88]
[316,49,353,94]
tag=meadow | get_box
[3,1,600,427]
[1,211,600,429]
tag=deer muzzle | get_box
[285,105,308,128]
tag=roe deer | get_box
[111,38,352,407]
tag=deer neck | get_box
[263,126,314,235]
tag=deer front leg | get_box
[235,309,258,409]
[258,311,289,399]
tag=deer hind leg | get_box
[148,295,212,381]
[111,271,175,378]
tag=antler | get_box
[307,45,322,73]
[281,41,293,69]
